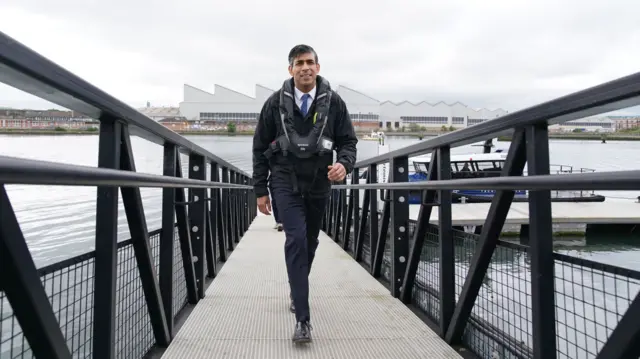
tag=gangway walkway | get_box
[161,215,462,358]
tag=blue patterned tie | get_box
[300,94,310,116]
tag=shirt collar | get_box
[294,85,316,103]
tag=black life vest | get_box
[265,76,335,160]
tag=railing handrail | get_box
[353,71,640,168]
[0,155,252,189]
[335,169,640,191]
[0,31,248,177]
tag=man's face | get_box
[288,52,320,89]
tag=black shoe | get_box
[289,292,295,313]
[292,321,312,343]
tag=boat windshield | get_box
[352,158,505,181]
[413,159,504,177]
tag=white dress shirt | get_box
[294,86,316,112]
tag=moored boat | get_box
[347,140,606,205]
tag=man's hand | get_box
[257,195,272,215]
[328,162,347,182]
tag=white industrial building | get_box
[379,101,507,129]
[550,116,615,133]
[178,83,508,130]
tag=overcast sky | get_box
[2,0,639,115]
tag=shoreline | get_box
[497,134,640,141]
[2,129,639,141]
[0,129,99,135]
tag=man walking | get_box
[252,44,358,343]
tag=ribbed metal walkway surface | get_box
[161,215,462,358]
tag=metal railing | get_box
[0,30,257,359]
[324,70,640,359]
[1,227,187,358]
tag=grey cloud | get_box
[1,0,640,114]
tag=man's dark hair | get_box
[288,44,318,66]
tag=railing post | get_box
[231,172,240,243]
[369,163,379,265]
[241,175,248,235]
[372,187,390,278]
[249,178,256,222]
[342,168,358,249]
[246,177,252,224]
[445,128,527,344]
[321,203,327,231]
[438,146,455,335]
[204,199,216,278]
[188,154,207,299]
[526,123,557,359]
[390,155,409,298]
[0,186,72,359]
[340,187,349,244]
[327,187,335,236]
[235,174,242,242]
[160,143,176,335]
[214,165,228,261]
[221,168,233,251]
[332,181,344,242]
[92,119,121,359]
[400,151,438,304]
[248,178,252,229]
[228,171,234,243]
[211,163,226,262]
[354,171,371,262]
[174,155,199,305]
[120,125,170,346]
[205,162,218,276]
[233,171,240,243]
[246,176,250,232]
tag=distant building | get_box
[379,101,507,130]
[550,116,615,133]
[608,116,640,131]
[177,83,508,131]
[178,84,267,130]
[0,108,96,129]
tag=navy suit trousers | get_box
[271,185,328,323]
